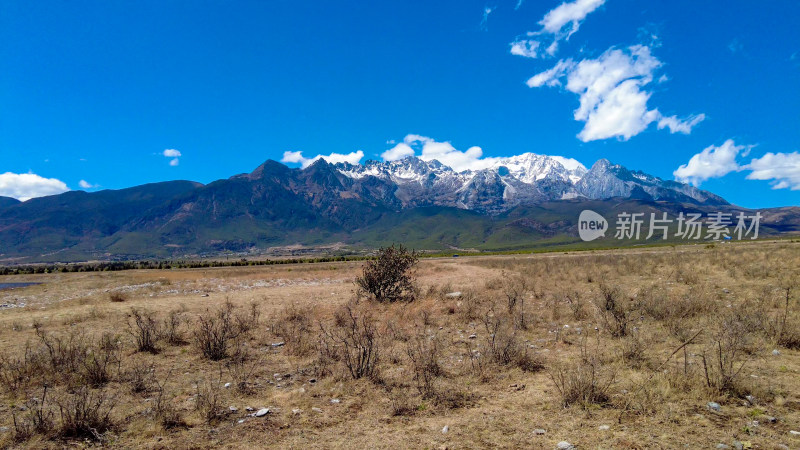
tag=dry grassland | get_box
[0,241,799,449]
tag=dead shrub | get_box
[194,376,225,424]
[593,285,637,338]
[12,386,54,442]
[226,348,261,394]
[320,305,380,380]
[125,360,155,394]
[549,358,614,408]
[194,302,242,361]
[482,308,544,372]
[356,244,418,303]
[163,310,187,346]
[81,343,120,388]
[700,315,756,396]
[271,304,315,356]
[127,308,160,354]
[108,292,126,303]
[564,290,588,321]
[406,334,444,398]
[55,386,116,441]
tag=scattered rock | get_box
[556,442,574,450]
[598,425,610,431]
[445,292,462,298]
[533,428,546,435]
[772,349,781,356]
[245,406,254,411]
[745,395,755,405]
[312,407,323,413]
[441,425,449,434]
[330,398,341,404]
[201,293,209,297]
[254,408,270,417]
[765,416,777,423]
[292,408,302,415]
[237,419,245,424]
[722,288,730,294]
[224,382,232,388]
[271,342,285,347]
[790,430,800,436]
[707,402,721,412]
[0,427,9,433]
[468,334,477,339]
[715,444,729,449]
[776,445,790,450]
[229,406,238,412]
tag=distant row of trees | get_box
[0,255,374,276]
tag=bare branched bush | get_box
[127,308,160,354]
[406,334,443,398]
[194,302,242,361]
[356,244,418,303]
[152,369,185,429]
[271,304,315,356]
[593,285,637,338]
[125,360,156,394]
[12,386,54,442]
[163,310,187,346]
[482,308,544,372]
[194,375,225,424]
[320,305,380,380]
[700,316,756,396]
[81,342,120,387]
[56,386,116,441]
[549,358,614,408]
[226,348,261,394]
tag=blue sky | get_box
[1,0,798,207]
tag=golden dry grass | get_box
[0,241,799,449]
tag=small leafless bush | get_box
[593,285,637,338]
[127,308,160,354]
[700,316,756,396]
[356,244,418,303]
[55,386,116,441]
[194,302,242,361]
[12,386,54,442]
[482,308,544,372]
[108,292,126,303]
[125,360,156,394]
[81,342,120,387]
[194,375,225,424]
[271,304,315,356]
[163,310,187,345]
[549,358,614,408]
[320,305,380,380]
[406,334,443,398]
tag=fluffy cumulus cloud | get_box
[281,150,364,168]
[0,172,69,201]
[163,149,181,166]
[745,152,800,190]
[380,134,586,174]
[510,0,605,59]
[673,140,748,186]
[528,45,705,142]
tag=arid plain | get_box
[0,241,798,449]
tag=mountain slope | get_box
[0,156,795,262]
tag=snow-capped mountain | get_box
[335,154,726,214]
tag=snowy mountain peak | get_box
[333,154,726,214]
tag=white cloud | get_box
[78,180,99,189]
[510,0,604,59]
[163,148,181,166]
[528,45,705,141]
[480,6,494,31]
[673,140,748,186]
[745,151,800,190]
[281,150,364,168]
[510,40,541,58]
[381,143,415,161]
[539,0,605,36]
[657,114,706,134]
[0,172,69,201]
